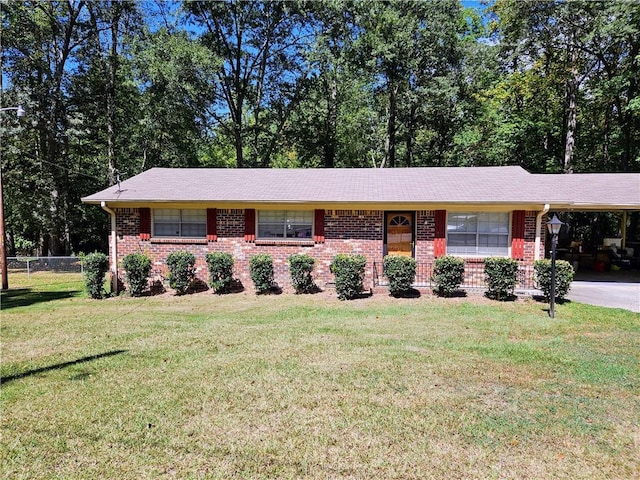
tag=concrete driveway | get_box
[567,271,640,313]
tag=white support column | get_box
[101,202,118,294]
[535,204,550,260]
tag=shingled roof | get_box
[82,166,640,210]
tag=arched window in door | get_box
[389,215,411,226]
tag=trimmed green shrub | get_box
[83,252,109,299]
[250,253,274,294]
[166,251,196,295]
[534,259,574,301]
[288,253,317,294]
[122,252,152,297]
[330,253,367,300]
[205,252,235,294]
[431,255,465,297]
[484,257,519,300]
[383,255,417,296]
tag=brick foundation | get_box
[110,208,542,293]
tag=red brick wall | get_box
[416,210,437,263]
[111,207,541,292]
[524,210,540,262]
[113,208,385,292]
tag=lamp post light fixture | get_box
[546,214,564,318]
[0,105,26,117]
[0,105,26,290]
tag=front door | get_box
[385,212,414,257]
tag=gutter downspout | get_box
[101,201,118,294]
[535,204,550,261]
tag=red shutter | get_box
[207,208,217,241]
[139,208,151,240]
[313,209,325,243]
[511,210,525,260]
[434,210,447,257]
[244,209,255,242]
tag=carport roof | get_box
[81,166,640,209]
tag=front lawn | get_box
[1,273,638,479]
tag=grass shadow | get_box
[532,295,571,305]
[1,350,128,385]
[0,288,81,310]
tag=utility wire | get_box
[3,150,111,183]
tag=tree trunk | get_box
[405,104,416,167]
[106,7,120,185]
[324,75,338,168]
[563,37,578,174]
[234,121,244,168]
[619,43,637,172]
[563,74,577,174]
[386,83,399,168]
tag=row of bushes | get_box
[431,256,574,300]
[82,252,573,302]
[82,251,319,299]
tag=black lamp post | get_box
[547,214,564,318]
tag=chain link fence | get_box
[7,256,84,278]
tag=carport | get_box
[547,210,639,272]
[528,173,640,312]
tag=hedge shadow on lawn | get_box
[256,284,283,295]
[187,278,209,294]
[390,288,422,299]
[227,279,245,294]
[0,288,81,310]
[347,290,374,300]
[484,292,518,302]
[294,284,323,295]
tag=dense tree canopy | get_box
[1,0,638,255]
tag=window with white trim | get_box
[153,209,206,237]
[447,212,510,256]
[258,210,313,239]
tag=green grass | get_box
[1,272,639,479]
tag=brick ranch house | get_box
[82,166,640,294]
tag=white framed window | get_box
[258,210,313,239]
[447,212,510,256]
[153,209,206,237]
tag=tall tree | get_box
[85,0,141,184]
[130,26,218,171]
[2,0,93,254]
[582,2,640,172]
[286,0,373,168]
[489,0,640,173]
[185,0,313,168]
[352,0,465,168]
